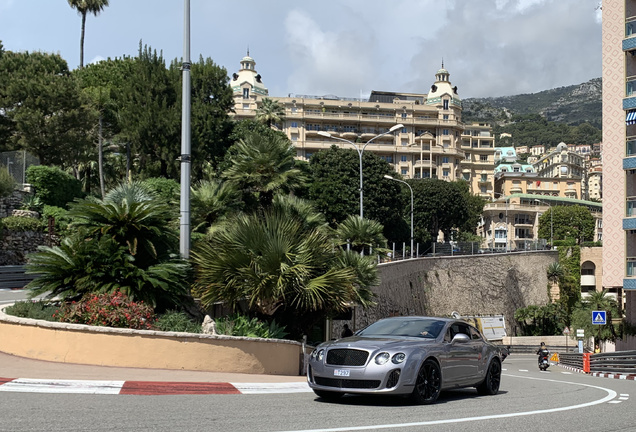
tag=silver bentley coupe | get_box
[307,316,504,404]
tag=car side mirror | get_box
[451,333,470,344]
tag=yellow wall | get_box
[0,307,302,376]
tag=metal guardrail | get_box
[0,265,36,290]
[559,350,636,374]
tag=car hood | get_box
[319,336,434,351]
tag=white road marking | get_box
[561,372,572,375]
[519,369,529,372]
[618,397,629,400]
[608,401,622,404]
[276,374,617,432]
[620,394,629,397]
[231,382,312,394]
[0,379,125,394]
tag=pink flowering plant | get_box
[54,290,156,330]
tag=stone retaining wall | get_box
[346,251,558,335]
[0,305,304,375]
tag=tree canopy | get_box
[538,205,596,244]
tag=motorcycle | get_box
[538,348,550,371]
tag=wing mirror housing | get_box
[451,333,470,344]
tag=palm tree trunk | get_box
[80,12,87,68]
[98,114,105,198]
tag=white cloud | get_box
[284,9,376,97]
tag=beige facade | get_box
[230,55,496,199]
[479,194,602,252]
[533,143,586,179]
[494,173,582,199]
[604,0,636,349]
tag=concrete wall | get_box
[348,251,558,335]
[0,305,304,376]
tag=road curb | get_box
[558,364,636,380]
[0,377,312,395]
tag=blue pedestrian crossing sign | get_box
[592,310,607,325]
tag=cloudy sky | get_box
[0,0,602,99]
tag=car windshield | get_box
[357,318,445,339]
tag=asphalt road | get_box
[0,356,633,432]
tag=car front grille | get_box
[314,377,381,389]
[326,349,369,366]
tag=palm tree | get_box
[191,204,376,337]
[255,98,285,128]
[68,0,110,69]
[546,262,565,301]
[334,215,388,255]
[190,179,242,234]
[222,131,305,210]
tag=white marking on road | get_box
[618,397,629,400]
[608,401,622,404]
[276,374,617,432]
[231,382,311,394]
[519,369,528,372]
[561,372,572,374]
[0,379,125,394]
[620,394,629,397]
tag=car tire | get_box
[477,358,501,395]
[410,359,442,405]
[313,389,344,401]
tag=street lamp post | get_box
[492,192,510,252]
[534,199,553,248]
[179,0,192,258]
[318,123,403,218]
[384,175,413,259]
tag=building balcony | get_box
[625,257,636,290]
[581,275,596,287]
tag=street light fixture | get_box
[534,199,553,248]
[318,123,404,218]
[384,174,413,259]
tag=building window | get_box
[291,135,298,141]
[443,170,450,177]
[443,129,449,136]
[291,122,298,128]
[401,139,408,146]
[401,155,407,162]
[481,174,487,182]
[243,104,250,110]
[443,99,449,110]
[480,155,489,162]
[443,114,449,120]
[243,88,249,99]
[306,152,313,159]
[401,112,407,118]
[401,168,408,175]
[442,157,449,164]
[402,127,407,133]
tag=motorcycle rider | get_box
[537,342,550,366]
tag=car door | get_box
[442,322,478,385]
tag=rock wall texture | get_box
[0,229,56,265]
[0,190,26,218]
[351,251,559,333]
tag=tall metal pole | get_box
[358,151,364,218]
[179,0,191,258]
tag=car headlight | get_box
[316,349,325,361]
[375,352,390,365]
[392,353,406,364]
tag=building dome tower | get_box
[231,50,268,101]
[426,60,462,114]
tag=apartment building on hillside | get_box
[230,54,496,199]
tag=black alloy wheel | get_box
[411,359,442,404]
[477,359,501,395]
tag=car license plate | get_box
[334,369,350,377]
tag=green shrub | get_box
[1,216,42,232]
[142,177,180,205]
[20,194,43,212]
[0,165,16,198]
[26,165,83,208]
[55,291,156,329]
[40,205,71,235]
[215,314,288,339]
[155,310,202,333]
[4,300,58,321]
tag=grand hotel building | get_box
[230,54,496,199]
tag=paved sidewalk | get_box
[0,351,310,395]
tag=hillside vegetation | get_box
[462,78,602,148]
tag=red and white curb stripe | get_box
[558,365,636,380]
[0,377,311,395]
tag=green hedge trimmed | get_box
[0,216,42,232]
